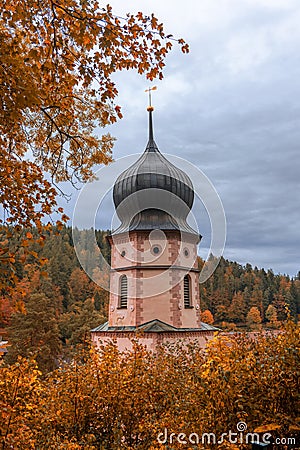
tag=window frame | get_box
[118,275,128,309]
[183,274,193,308]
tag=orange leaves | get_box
[0,322,299,448]
[254,423,281,433]
[150,15,158,30]
[0,357,41,448]
[39,256,48,266]
[178,38,190,54]
[136,11,144,21]
[101,109,109,124]
[56,221,64,231]
[181,43,190,54]
[201,309,214,324]
[0,247,10,258]
[0,0,189,291]
[115,105,122,119]
[21,239,30,248]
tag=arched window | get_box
[183,275,191,308]
[119,275,128,308]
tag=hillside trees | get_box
[200,257,299,326]
[1,227,299,367]
[6,292,62,372]
[0,0,188,288]
[2,227,109,362]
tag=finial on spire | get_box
[144,86,158,148]
[145,86,157,112]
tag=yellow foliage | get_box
[1,321,298,449]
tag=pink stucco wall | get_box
[108,230,202,329]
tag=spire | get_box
[145,107,159,153]
[145,86,159,153]
[148,107,154,141]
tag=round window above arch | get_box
[151,245,161,255]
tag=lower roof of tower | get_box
[111,209,201,238]
[91,319,219,333]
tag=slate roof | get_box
[113,111,194,211]
[91,319,219,333]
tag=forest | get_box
[0,226,299,374]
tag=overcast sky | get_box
[68,0,300,277]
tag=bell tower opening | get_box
[184,275,192,308]
[119,275,128,309]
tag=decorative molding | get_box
[95,330,214,340]
[111,265,200,273]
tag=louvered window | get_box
[184,275,191,308]
[119,275,128,308]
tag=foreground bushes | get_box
[1,322,299,449]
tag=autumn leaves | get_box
[0,0,189,290]
[1,321,299,449]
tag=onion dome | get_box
[112,108,199,237]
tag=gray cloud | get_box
[63,0,300,276]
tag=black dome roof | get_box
[112,110,199,237]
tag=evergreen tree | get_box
[59,298,105,348]
[265,304,277,322]
[7,293,62,372]
[94,289,109,316]
[68,267,94,305]
[265,304,279,328]
[215,304,227,323]
[46,229,76,309]
[228,291,247,323]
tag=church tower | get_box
[91,105,217,350]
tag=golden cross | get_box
[145,86,157,107]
